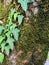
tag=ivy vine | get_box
[0,0,34,63]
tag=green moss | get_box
[0,0,49,65]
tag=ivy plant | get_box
[0,8,24,63]
[17,0,34,11]
[0,53,4,63]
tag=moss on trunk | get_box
[0,0,49,65]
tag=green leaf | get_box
[21,1,27,11]
[8,21,13,26]
[0,26,4,34]
[18,15,24,25]
[1,41,6,52]
[6,38,14,50]
[0,53,4,63]
[3,28,8,33]
[18,0,34,11]
[10,24,17,30]
[10,8,16,16]
[18,0,27,11]
[8,16,12,23]
[0,36,4,43]
[12,28,20,41]
[5,46,10,55]
[6,31,11,38]
[14,12,20,21]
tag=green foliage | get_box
[18,15,24,25]
[1,41,6,52]
[0,8,24,63]
[10,8,16,16]
[0,26,4,35]
[12,28,20,41]
[0,20,19,56]
[5,46,10,56]
[14,12,20,21]
[0,53,4,63]
[0,36,4,43]
[6,38,14,50]
[18,0,34,11]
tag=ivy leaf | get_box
[6,38,14,50]
[0,26,4,34]
[12,28,20,41]
[0,36,4,43]
[18,15,24,25]
[14,12,20,21]
[10,24,17,30]
[18,0,34,11]
[1,41,6,52]
[8,16,12,23]
[21,1,27,11]
[6,31,11,38]
[8,21,13,26]
[0,53,4,63]
[3,28,8,34]
[10,8,16,16]
[18,0,27,11]
[12,24,17,29]
[5,46,10,55]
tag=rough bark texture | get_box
[0,0,49,65]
